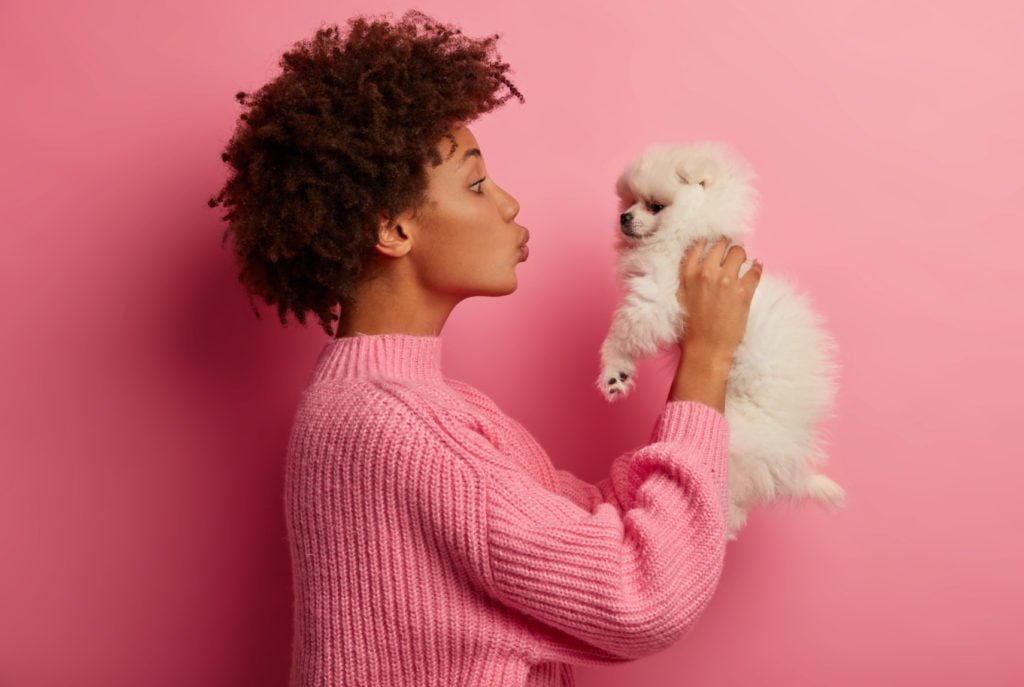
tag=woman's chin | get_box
[497,273,519,295]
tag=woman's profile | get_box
[208,9,761,686]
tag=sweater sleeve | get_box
[444,399,731,662]
[551,468,614,512]
[552,402,721,514]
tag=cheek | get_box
[418,227,499,286]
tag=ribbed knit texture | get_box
[283,333,731,686]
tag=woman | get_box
[209,10,762,686]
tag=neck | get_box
[336,264,461,339]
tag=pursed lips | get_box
[518,229,530,260]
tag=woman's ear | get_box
[374,211,412,258]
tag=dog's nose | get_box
[620,212,636,237]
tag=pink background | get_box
[3,1,1022,685]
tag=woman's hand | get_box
[675,237,763,365]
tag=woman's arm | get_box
[667,343,733,413]
[407,395,730,664]
[551,468,613,512]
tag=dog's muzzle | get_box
[620,212,638,237]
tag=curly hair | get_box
[207,9,525,337]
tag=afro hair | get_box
[207,9,525,337]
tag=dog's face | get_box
[614,141,759,246]
[615,156,706,243]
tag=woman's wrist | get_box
[668,346,732,412]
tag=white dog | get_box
[596,140,846,540]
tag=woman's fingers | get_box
[682,238,708,276]
[683,237,760,289]
[705,237,732,268]
[721,241,748,277]
[741,259,764,297]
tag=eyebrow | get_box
[458,147,483,168]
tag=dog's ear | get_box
[614,173,632,200]
[675,159,717,189]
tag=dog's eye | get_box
[648,202,665,214]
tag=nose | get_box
[620,212,635,236]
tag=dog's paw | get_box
[597,367,636,402]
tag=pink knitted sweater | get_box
[283,333,731,686]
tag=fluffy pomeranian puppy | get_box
[597,140,845,539]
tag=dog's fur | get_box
[597,140,845,539]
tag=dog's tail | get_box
[804,473,847,510]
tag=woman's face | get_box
[400,123,529,299]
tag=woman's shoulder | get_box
[295,377,537,477]
[295,377,478,440]
[297,373,498,416]
[443,376,506,415]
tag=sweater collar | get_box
[310,332,445,384]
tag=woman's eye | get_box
[470,177,487,194]
[648,202,665,213]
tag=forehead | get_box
[440,125,482,167]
